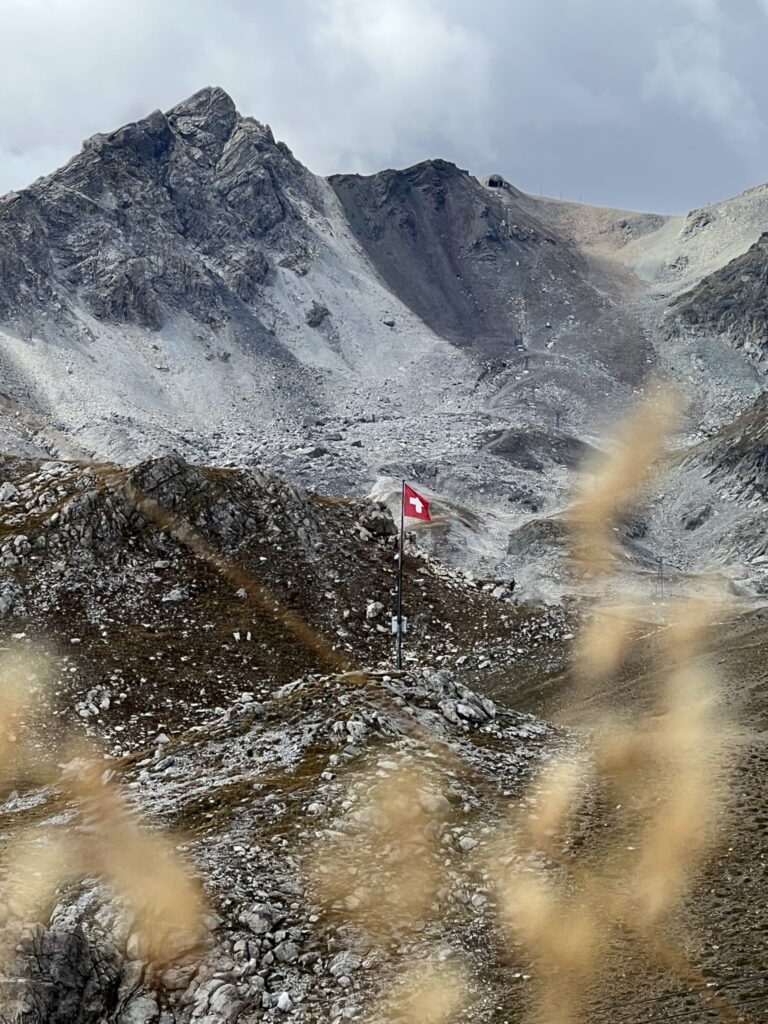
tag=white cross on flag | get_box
[403,482,431,521]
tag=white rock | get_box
[209,983,239,1014]
[418,791,451,817]
[366,601,385,620]
[275,940,299,963]
[329,951,362,977]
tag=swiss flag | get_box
[403,483,431,521]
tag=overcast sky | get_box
[1,0,767,212]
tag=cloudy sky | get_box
[1,0,767,212]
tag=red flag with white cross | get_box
[403,482,431,521]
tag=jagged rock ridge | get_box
[0,451,564,741]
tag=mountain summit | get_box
[0,85,312,330]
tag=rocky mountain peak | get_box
[166,85,239,157]
[82,106,174,166]
[168,83,237,122]
[0,85,321,332]
[79,86,262,170]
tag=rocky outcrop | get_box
[9,926,121,1024]
[699,392,768,500]
[0,453,322,567]
[0,452,567,712]
[670,232,768,372]
[482,427,596,472]
[304,301,330,328]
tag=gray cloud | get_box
[0,0,767,212]
[644,0,763,143]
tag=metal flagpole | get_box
[396,479,405,670]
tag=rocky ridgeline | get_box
[0,453,337,568]
[0,451,405,625]
[0,451,537,628]
[2,666,558,1024]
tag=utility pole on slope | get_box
[393,482,431,671]
[395,480,405,670]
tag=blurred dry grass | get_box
[568,388,679,576]
[493,392,737,1024]
[309,760,443,944]
[0,654,206,987]
[375,962,468,1024]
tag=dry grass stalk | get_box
[572,602,641,689]
[310,758,442,944]
[0,668,206,987]
[0,652,54,786]
[499,870,601,1024]
[568,388,679,575]
[62,755,207,965]
[369,961,468,1024]
[519,756,591,858]
[494,397,738,1024]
